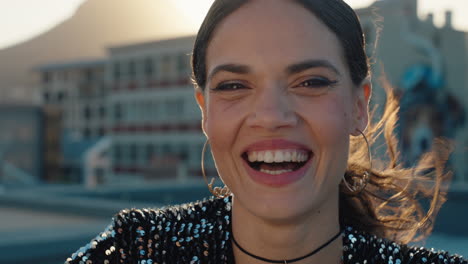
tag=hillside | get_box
[0,0,196,102]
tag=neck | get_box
[231,195,342,264]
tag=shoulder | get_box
[116,196,231,226]
[343,226,467,264]
[66,197,233,264]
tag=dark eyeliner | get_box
[212,82,246,91]
[299,77,338,88]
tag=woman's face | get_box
[196,0,369,221]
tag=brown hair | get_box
[342,75,452,243]
[191,0,451,244]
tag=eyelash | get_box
[295,77,338,88]
[212,82,246,91]
[211,77,338,91]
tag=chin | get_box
[231,174,333,223]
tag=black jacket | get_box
[66,197,467,264]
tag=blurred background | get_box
[0,0,467,263]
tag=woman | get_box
[66,0,466,263]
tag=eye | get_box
[212,82,247,91]
[296,77,338,88]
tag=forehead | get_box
[206,0,347,74]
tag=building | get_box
[356,0,468,183]
[0,104,61,184]
[106,36,212,184]
[34,0,467,186]
[36,59,108,182]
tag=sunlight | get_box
[0,0,86,49]
[171,0,215,30]
[419,0,468,30]
[0,0,467,50]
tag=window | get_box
[83,106,92,120]
[99,106,106,118]
[178,144,188,161]
[43,92,50,102]
[129,143,137,163]
[114,103,122,121]
[153,57,160,79]
[128,60,136,79]
[144,57,154,76]
[146,144,155,161]
[161,55,171,78]
[84,69,94,82]
[56,91,66,102]
[113,61,121,80]
[42,72,51,83]
[162,143,171,155]
[114,144,122,162]
[177,53,189,75]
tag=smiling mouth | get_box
[242,149,312,175]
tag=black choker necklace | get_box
[232,229,343,264]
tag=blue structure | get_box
[61,132,101,183]
[0,104,43,183]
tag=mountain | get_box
[0,0,197,103]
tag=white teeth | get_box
[264,151,274,163]
[292,151,298,162]
[246,149,310,163]
[274,151,284,163]
[257,151,264,161]
[248,151,257,162]
[300,153,306,162]
[260,168,294,175]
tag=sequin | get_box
[65,197,468,264]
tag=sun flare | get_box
[171,0,215,30]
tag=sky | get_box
[0,0,467,50]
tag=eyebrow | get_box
[207,64,251,80]
[207,59,341,80]
[286,59,341,76]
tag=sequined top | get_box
[66,197,467,264]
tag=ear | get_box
[351,79,371,136]
[194,88,208,136]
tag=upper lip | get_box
[242,139,312,154]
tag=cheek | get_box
[298,94,353,186]
[204,98,246,161]
[204,99,250,189]
[297,94,353,143]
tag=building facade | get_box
[34,0,467,186]
[37,59,107,182]
[106,36,211,184]
[357,0,468,183]
[0,104,59,184]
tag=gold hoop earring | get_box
[201,139,231,199]
[342,129,372,194]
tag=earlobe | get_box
[352,80,371,136]
[195,90,205,110]
[363,82,371,102]
[194,90,208,136]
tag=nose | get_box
[246,85,297,131]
